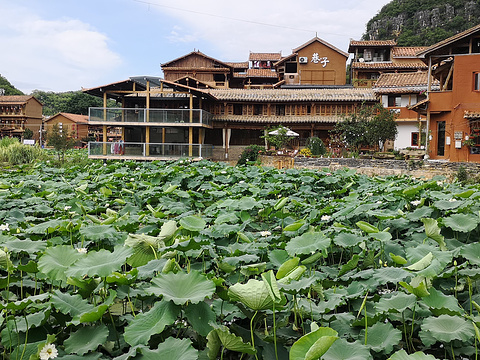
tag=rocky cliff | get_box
[363,0,480,46]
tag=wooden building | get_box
[276,37,349,86]
[349,40,428,88]
[83,76,376,161]
[413,24,480,162]
[0,95,43,141]
[45,113,89,145]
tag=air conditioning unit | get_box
[299,57,308,64]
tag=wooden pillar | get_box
[189,94,193,156]
[146,127,150,156]
[145,80,150,157]
[103,125,107,155]
[162,128,166,156]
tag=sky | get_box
[0,0,392,94]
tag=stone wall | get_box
[293,157,480,179]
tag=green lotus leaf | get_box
[25,218,65,235]
[406,252,433,271]
[261,270,282,303]
[422,288,463,315]
[420,314,475,343]
[228,278,274,310]
[460,243,480,265]
[432,199,463,210]
[323,338,372,360]
[79,224,120,241]
[125,233,163,267]
[290,326,338,360]
[284,219,306,232]
[0,248,13,271]
[3,238,46,254]
[147,270,215,305]
[443,213,479,233]
[286,232,330,256]
[333,232,365,248]
[124,300,180,346]
[179,215,206,232]
[277,257,300,279]
[38,245,82,283]
[338,254,359,277]
[64,324,109,355]
[184,301,217,337]
[139,336,198,360]
[50,290,94,325]
[376,292,417,314]
[400,276,430,298]
[421,218,446,250]
[390,253,408,265]
[356,221,379,234]
[66,246,133,279]
[388,349,439,359]
[208,324,256,356]
[158,220,177,243]
[364,321,402,353]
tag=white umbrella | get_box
[268,127,299,137]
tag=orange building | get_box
[414,24,480,162]
[0,95,43,141]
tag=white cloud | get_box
[152,0,390,61]
[0,4,122,93]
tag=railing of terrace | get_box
[88,108,212,126]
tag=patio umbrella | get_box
[268,127,299,137]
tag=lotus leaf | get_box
[228,278,274,310]
[64,324,109,355]
[179,215,206,232]
[323,338,372,360]
[388,350,438,359]
[139,337,198,360]
[289,326,338,360]
[443,213,479,232]
[286,232,330,256]
[38,245,82,283]
[420,314,475,343]
[148,270,215,305]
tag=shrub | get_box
[456,166,468,184]
[306,137,326,155]
[237,145,264,166]
[299,148,312,157]
[0,142,44,165]
[0,136,19,148]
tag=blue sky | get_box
[0,0,391,94]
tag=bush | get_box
[0,142,45,165]
[0,137,19,148]
[456,166,468,184]
[237,145,264,166]
[306,137,326,155]
[299,148,312,157]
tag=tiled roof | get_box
[293,37,349,58]
[374,72,437,88]
[161,50,232,68]
[161,67,230,72]
[0,95,33,104]
[274,53,297,66]
[464,111,480,119]
[225,62,249,69]
[245,69,278,78]
[207,88,376,102]
[57,113,88,124]
[392,47,428,58]
[349,40,397,46]
[213,114,343,123]
[351,62,428,70]
[249,53,282,61]
[374,72,440,94]
[417,23,480,58]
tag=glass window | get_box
[411,132,419,146]
[474,73,480,91]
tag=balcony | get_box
[88,108,212,127]
[88,142,213,160]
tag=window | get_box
[275,105,285,116]
[253,105,263,116]
[388,95,401,107]
[233,104,242,115]
[411,132,419,147]
[474,72,480,91]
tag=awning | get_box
[269,127,299,136]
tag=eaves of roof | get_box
[464,111,480,119]
[351,62,428,70]
[293,37,348,58]
[213,114,343,123]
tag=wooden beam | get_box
[442,63,454,91]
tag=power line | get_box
[132,0,351,38]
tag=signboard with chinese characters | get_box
[311,53,329,67]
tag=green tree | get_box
[263,126,292,150]
[65,92,104,115]
[0,75,24,96]
[47,123,76,162]
[332,105,371,152]
[23,128,33,140]
[365,104,398,151]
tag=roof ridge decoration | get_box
[161,50,233,69]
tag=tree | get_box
[365,104,398,151]
[47,123,76,162]
[0,75,24,96]
[332,104,397,152]
[23,128,33,140]
[262,126,292,150]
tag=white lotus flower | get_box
[321,215,331,221]
[64,206,72,211]
[260,231,271,237]
[39,343,58,360]
[76,248,87,254]
[0,223,9,231]
[410,200,421,206]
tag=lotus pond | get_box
[1,159,480,359]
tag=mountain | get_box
[0,74,24,96]
[363,0,480,46]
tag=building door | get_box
[437,121,445,156]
